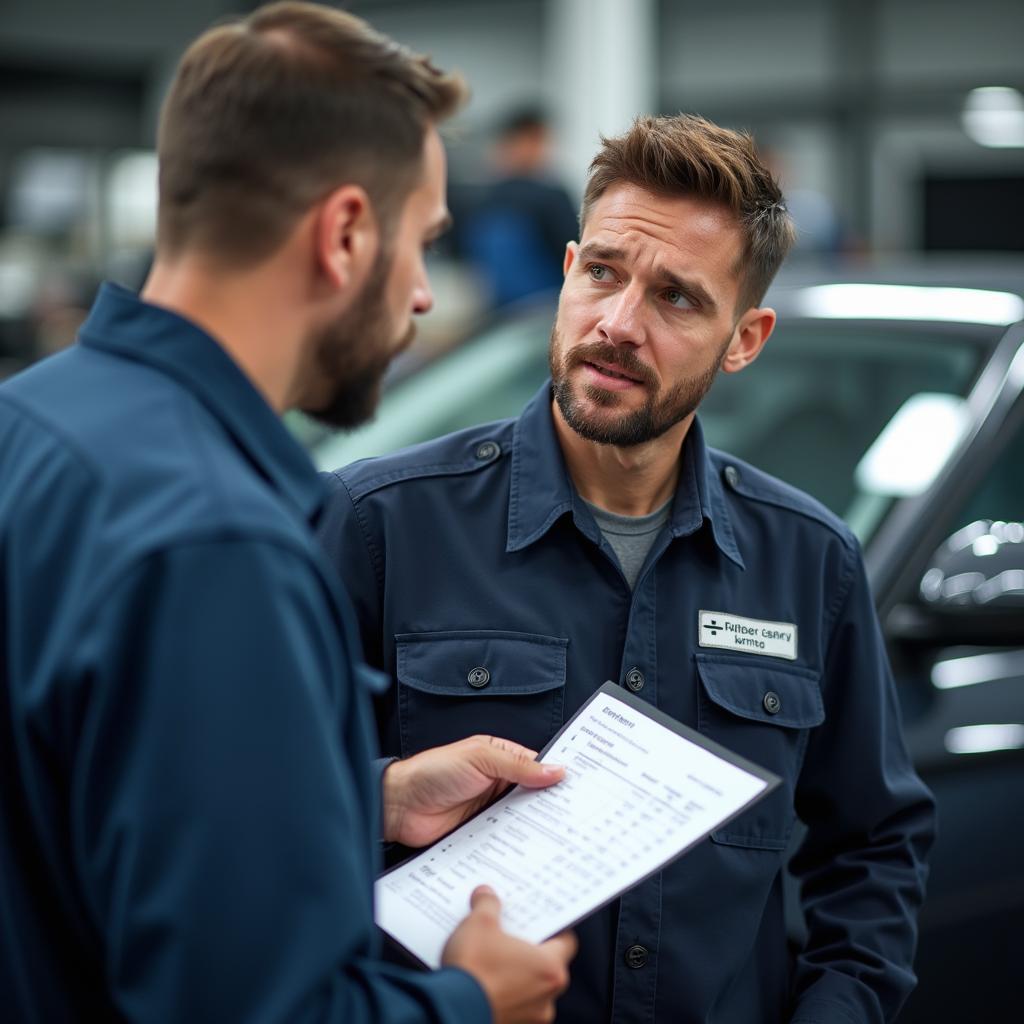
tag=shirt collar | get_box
[77,282,326,524]
[506,381,744,568]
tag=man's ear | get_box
[562,240,578,277]
[721,306,777,374]
[314,184,378,292]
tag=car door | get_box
[872,356,1024,1022]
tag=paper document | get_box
[375,681,779,968]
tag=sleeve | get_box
[316,471,387,670]
[70,537,490,1024]
[789,542,937,1024]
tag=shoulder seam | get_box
[343,451,509,502]
[821,535,860,644]
[81,524,317,620]
[329,470,386,600]
[338,419,517,501]
[0,391,103,486]
[734,483,854,542]
[709,448,854,545]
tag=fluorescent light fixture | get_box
[107,151,158,247]
[963,86,1024,148]
[932,650,1024,690]
[855,393,970,496]
[944,723,1024,755]
[0,260,37,318]
[793,283,1024,325]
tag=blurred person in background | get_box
[319,113,936,1024]
[0,3,576,1022]
[460,104,579,307]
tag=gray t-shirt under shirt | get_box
[583,497,673,590]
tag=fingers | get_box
[541,929,578,966]
[476,736,565,789]
[469,884,502,920]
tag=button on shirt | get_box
[0,284,489,1024]
[319,383,936,1024]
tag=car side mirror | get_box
[913,520,1024,643]
[921,520,1024,608]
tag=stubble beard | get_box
[549,324,727,447]
[302,247,414,431]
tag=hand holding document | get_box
[376,681,779,968]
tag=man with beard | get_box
[0,4,577,1022]
[318,114,936,1023]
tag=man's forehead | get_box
[583,183,740,251]
[409,126,449,226]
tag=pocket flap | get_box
[696,654,824,729]
[395,630,568,697]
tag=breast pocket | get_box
[695,653,824,850]
[394,630,568,757]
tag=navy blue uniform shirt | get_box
[0,284,490,1023]
[318,384,936,1024]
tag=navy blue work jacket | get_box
[0,284,489,1023]
[318,384,936,1024]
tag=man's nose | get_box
[412,266,434,315]
[596,283,644,346]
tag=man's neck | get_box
[141,251,308,414]
[551,400,693,516]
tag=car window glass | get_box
[700,325,981,525]
[952,416,1024,526]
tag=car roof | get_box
[770,253,1024,295]
[764,256,1024,340]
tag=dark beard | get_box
[301,249,411,430]
[549,328,724,447]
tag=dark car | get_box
[310,257,1024,1020]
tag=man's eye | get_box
[588,264,612,282]
[664,289,694,309]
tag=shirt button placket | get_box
[610,874,661,1023]
[611,566,661,1021]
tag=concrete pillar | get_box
[545,0,658,204]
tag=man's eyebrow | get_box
[577,242,626,264]
[654,266,717,314]
[578,242,718,313]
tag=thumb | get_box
[469,884,502,920]
[477,738,565,790]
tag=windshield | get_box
[699,323,983,537]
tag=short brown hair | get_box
[156,1,467,265]
[580,114,795,309]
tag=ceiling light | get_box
[963,86,1024,148]
[944,723,1024,754]
[793,284,1024,325]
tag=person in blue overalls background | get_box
[460,106,580,309]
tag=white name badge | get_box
[698,610,798,660]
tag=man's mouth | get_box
[584,360,644,385]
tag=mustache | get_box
[564,341,656,387]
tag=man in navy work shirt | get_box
[0,4,576,1022]
[319,115,936,1023]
